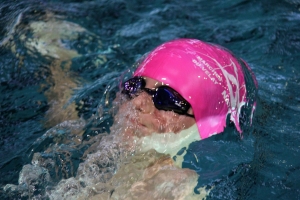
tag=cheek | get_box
[153,111,195,133]
[178,116,196,131]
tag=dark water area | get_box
[0,0,300,199]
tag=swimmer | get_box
[116,38,258,156]
[97,38,258,199]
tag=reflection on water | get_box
[3,11,106,128]
[1,0,300,199]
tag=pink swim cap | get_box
[134,38,257,139]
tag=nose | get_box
[132,91,155,114]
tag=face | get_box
[113,76,196,138]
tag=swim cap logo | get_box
[222,90,230,106]
[193,55,246,111]
[192,56,222,85]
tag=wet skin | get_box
[115,76,196,138]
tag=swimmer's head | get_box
[132,38,257,139]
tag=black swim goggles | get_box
[122,76,194,117]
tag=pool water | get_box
[1,0,300,199]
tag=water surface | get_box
[1,0,300,199]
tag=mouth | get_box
[128,117,146,128]
[126,115,154,138]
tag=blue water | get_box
[1,0,300,199]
